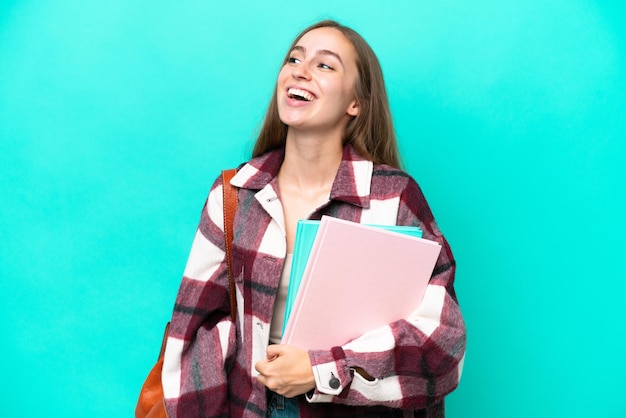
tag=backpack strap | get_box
[221,169,239,322]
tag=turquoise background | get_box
[1,1,624,416]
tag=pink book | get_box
[281,216,442,350]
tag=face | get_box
[276,27,360,135]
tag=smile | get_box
[287,88,316,102]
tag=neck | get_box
[279,131,343,191]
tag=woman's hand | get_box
[255,344,316,398]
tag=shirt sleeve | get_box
[306,175,466,410]
[161,175,237,417]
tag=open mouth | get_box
[287,87,316,102]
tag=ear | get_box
[347,99,359,117]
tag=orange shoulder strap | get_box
[221,169,238,322]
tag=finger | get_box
[266,344,283,358]
[256,374,269,389]
[257,371,281,392]
[254,359,267,375]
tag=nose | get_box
[292,62,311,80]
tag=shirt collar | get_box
[230,146,373,209]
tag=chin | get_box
[278,113,306,128]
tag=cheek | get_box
[343,78,359,105]
[276,66,290,88]
[275,69,288,108]
[326,80,356,107]
[319,79,343,98]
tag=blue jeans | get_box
[266,392,300,417]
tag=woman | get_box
[162,20,465,417]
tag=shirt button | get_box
[329,373,340,389]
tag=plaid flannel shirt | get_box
[162,146,466,417]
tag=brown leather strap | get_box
[136,172,239,418]
[157,322,170,359]
[222,169,238,322]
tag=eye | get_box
[288,56,301,64]
[318,62,334,70]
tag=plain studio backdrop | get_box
[1,1,624,416]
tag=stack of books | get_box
[281,216,441,350]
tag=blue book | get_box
[282,220,422,334]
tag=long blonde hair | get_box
[252,20,401,168]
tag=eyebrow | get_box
[290,45,344,67]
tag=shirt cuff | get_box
[307,347,351,401]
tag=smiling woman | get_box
[159,19,465,418]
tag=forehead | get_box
[295,27,356,61]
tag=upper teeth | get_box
[288,88,315,101]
